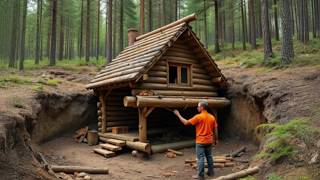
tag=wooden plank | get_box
[99,137,126,147]
[99,132,139,142]
[93,148,116,158]
[100,143,122,151]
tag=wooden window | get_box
[168,63,191,86]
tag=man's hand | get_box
[173,109,180,117]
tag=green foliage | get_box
[32,84,44,92]
[255,118,320,162]
[10,97,24,109]
[37,79,60,86]
[239,176,256,180]
[267,173,283,180]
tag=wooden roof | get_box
[86,17,227,89]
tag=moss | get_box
[240,176,256,180]
[255,118,320,162]
[10,97,25,109]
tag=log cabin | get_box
[86,14,230,154]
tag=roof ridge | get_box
[135,13,197,41]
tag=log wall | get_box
[98,88,138,132]
[133,38,219,97]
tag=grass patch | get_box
[0,75,33,88]
[32,84,44,92]
[255,118,320,162]
[267,173,283,180]
[240,176,256,180]
[10,97,25,109]
[37,79,61,86]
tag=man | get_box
[173,101,218,180]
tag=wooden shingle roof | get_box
[86,15,227,89]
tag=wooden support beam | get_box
[99,93,107,133]
[138,108,147,143]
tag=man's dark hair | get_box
[199,100,209,110]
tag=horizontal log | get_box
[132,89,218,97]
[106,112,137,117]
[131,96,230,108]
[99,132,139,142]
[165,51,197,60]
[164,56,197,64]
[51,165,109,174]
[143,77,167,84]
[193,78,213,86]
[126,141,151,154]
[193,72,211,80]
[151,140,195,153]
[123,96,137,108]
[93,148,116,158]
[213,166,260,180]
[99,137,126,147]
[150,65,167,72]
[136,83,217,91]
[106,121,137,126]
[148,71,167,77]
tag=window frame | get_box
[167,61,192,87]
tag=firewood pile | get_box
[185,155,235,169]
[73,127,88,143]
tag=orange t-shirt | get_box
[189,111,217,144]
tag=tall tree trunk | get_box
[119,0,124,51]
[273,0,280,41]
[248,0,257,49]
[19,0,27,70]
[35,0,42,64]
[85,0,90,62]
[175,0,178,20]
[261,0,273,64]
[80,0,84,59]
[97,0,100,60]
[256,0,262,38]
[148,0,152,32]
[50,0,58,66]
[240,0,246,50]
[58,0,64,60]
[203,0,208,48]
[140,0,145,34]
[280,0,294,65]
[214,0,220,53]
[107,0,113,63]
[9,0,19,68]
[112,0,117,58]
[229,0,235,49]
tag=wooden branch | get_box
[167,149,184,156]
[227,146,247,158]
[144,107,155,117]
[50,165,109,174]
[213,166,260,180]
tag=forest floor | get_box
[39,134,258,180]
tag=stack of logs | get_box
[97,102,103,132]
[185,155,235,169]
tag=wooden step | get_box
[100,143,122,151]
[99,137,126,147]
[93,148,116,158]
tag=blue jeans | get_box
[196,143,214,177]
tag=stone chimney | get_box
[128,28,139,46]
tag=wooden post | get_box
[138,107,154,142]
